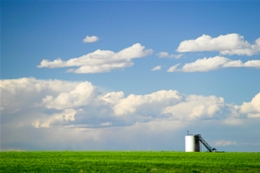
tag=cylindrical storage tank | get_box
[185,135,200,152]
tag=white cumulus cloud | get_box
[32,109,77,128]
[83,35,99,43]
[37,43,153,73]
[176,33,260,56]
[113,90,182,117]
[181,56,228,72]
[40,81,97,110]
[240,92,260,118]
[167,56,260,72]
[162,95,225,120]
[100,92,125,105]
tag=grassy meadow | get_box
[1,151,260,173]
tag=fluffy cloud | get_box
[113,90,182,116]
[158,52,183,59]
[162,95,225,120]
[181,56,229,72]
[37,43,153,73]
[40,81,97,110]
[0,78,82,113]
[1,78,260,151]
[151,65,161,71]
[240,92,260,118]
[83,35,99,43]
[100,92,124,105]
[32,109,77,128]
[167,56,260,72]
[176,33,260,56]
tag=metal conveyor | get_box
[197,134,216,152]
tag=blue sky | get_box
[1,1,260,151]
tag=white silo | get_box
[185,135,200,152]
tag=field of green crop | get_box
[0,151,260,173]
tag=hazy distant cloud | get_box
[214,140,237,146]
[83,35,99,43]
[167,64,180,72]
[1,78,260,151]
[177,33,260,56]
[38,43,153,73]
[151,65,161,71]
[167,56,260,72]
[158,52,183,59]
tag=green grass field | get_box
[1,151,260,173]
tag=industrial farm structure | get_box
[185,132,216,152]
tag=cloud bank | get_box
[176,33,260,56]
[167,56,260,72]
[1,78,259,151]
[37,43,153,73]
[1,78,259,129]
